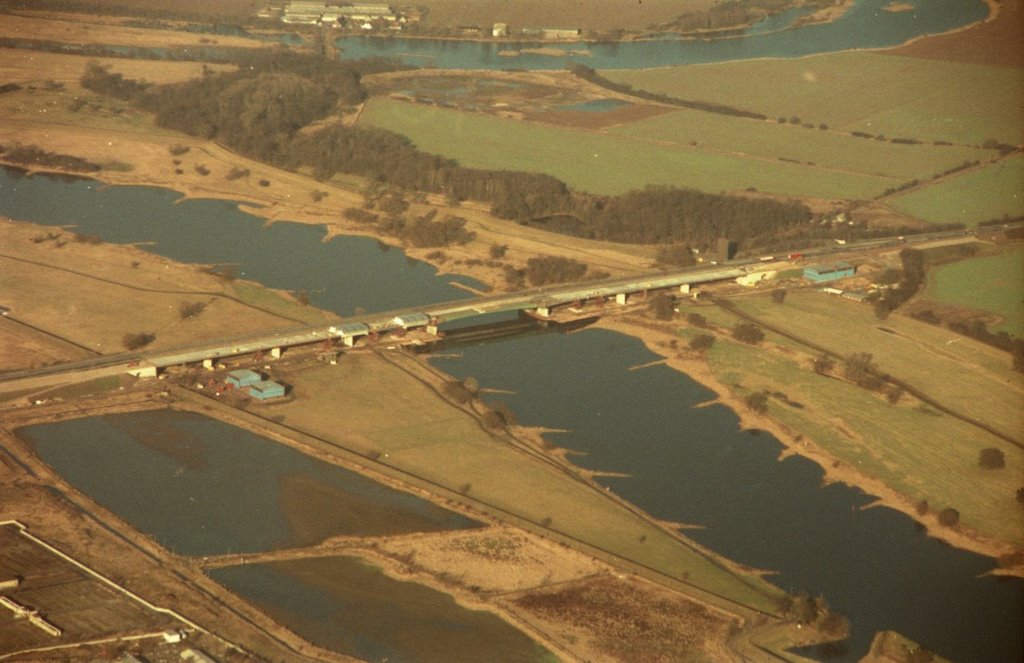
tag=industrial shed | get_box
[226,369,262,388]
[804,262,855,282]
[249,380,285,400]
[392,312,431,328]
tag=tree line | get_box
[568,63,767,120]
[87,52,813,249]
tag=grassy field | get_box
[888,156,1024,226]
[611,107,981,183]
[728,291,1024,444]
[267,352,784,612]
[682,307,1024,546]
[923,245,1024,336]
[359,97,894,199]
[604,52,1024,146]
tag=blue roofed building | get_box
[249,380,286,400]
[804,262,855,282]
[226,369,262,388]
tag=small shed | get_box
[804,262,855,282]
[226,369,262,388]
[249,380,285,400]
[392,312,431,329]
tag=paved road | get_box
[0,225,989,394]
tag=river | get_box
[335,0,989,70]
[2,168,1021,661]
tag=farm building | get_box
[492,22,508,37]
[226,369,262,388]
[249,380,286,400]
[804,262,855,282]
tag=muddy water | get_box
[19,410,479,556]
[211,557,555,663]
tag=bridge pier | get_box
[202,358,214,370]
[534,306,552,318]
[270,347,282,359]
[126,365,158,379]
[679,283,690,294]
[615,293,628,305]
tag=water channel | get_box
[335,0,989,70]
[2,167,1022,661]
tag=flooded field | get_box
[210,556,556,663]
[18,410,479,556]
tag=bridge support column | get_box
[615,293,628,305]
[270,347,282,359]
[126,366,158,379]
[343,336,357,347]
[426,324,440,336]
[679,283,690,294]
[202,358,214,371]
[535,306,552,318]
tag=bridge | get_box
[0,225,986,392]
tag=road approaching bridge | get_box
[0,262,751,392]
[0,224,987,394]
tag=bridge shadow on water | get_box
[416,310,600,352]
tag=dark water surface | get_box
[0,167,480,318]
[19,411,478,556]
[211,558,555,663]
[433,330,1024,662]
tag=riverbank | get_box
[595,314,1023,568]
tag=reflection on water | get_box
[433,329,1024,662]
[20,410,478,556]
[211,557,555,663]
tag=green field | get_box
[611,107,981,183]
[681,294,1024,546]
[728,291,1024,443]
[267,352,783,612]
[889,156,1024,226]
[358,97,894,199]
[605,52,1024,146]
[925,245,1024,336]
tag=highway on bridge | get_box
[0,226,986,394]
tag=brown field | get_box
[0,12,271,49]
[0,218,321,360]
[413,0,712,31]
[889,0,1024,68]
[16,0,262,20]
[509,573,738,662]
[0,48,236,86]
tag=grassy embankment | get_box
[889,156,1024,226]
[679,290,1023,549]
[920,244,1024,336]
[257,351,786,614]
